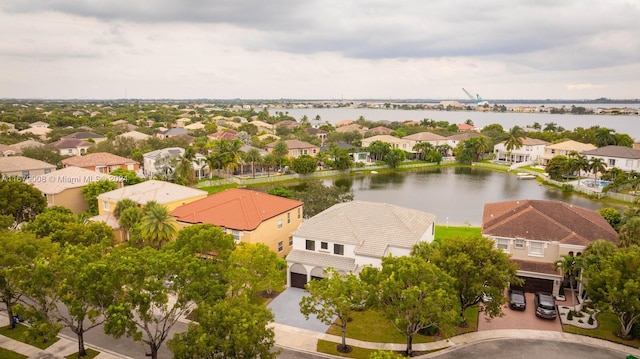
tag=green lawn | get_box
[199,183,238,194]
[0,324,59,350]
[562,311,640,347]
[317,340,380,359]
[0,348,27,359]
[65,348,100,359]
[435,225,481,242]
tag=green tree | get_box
[588,157,607,182]
[109,168,144,186]
[361,256,458,356]
[300,268,369,353]
[414,235,520,325]
[412,142,433,161]
[291,154,317,174]
[554,254,579,313]
[366,141,391,162]
[545,155,569,181]
[0,180,47,227]
[113,198,138,219]
[81,180,119,216]
[119,206,143,242]
[21,146,65,167]
[22,206,76,238]
[595,128,617,147]
[583,246,640,338]
[227,243,286,299]
[272,140,289,170]
[169,296,277,359]
[385,148,406,169]
[619,217,640,247]
[244,148,263,178]
[175,146,196,185]
[327,146,353,171]
[425,150,443,164]
[504,126,525,162]
[48,221,115,247]
[597,207,622,231]
[292,180,353,218]
[140,201,178,249]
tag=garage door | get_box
[514,276,553,293]
[290,272,307,289]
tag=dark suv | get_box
[534,292,557,319]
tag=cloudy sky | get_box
[0,1,638,100]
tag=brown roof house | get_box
[62,131,107,144]
[482,199,617,298]
[286,201,436,288]
[265,139,319,159]
[49,138,94,156]
[171,188,304,257]
[0,156,56,178]
[29,166,122,214]
[62,152,139,174]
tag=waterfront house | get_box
[171,188,304,257]
[361,134,413,153]
[142,147,208,179]
[540,140,597,165]
[493,137,550,164]
[581,145,640,172]
[403,132,448,157]
[286,201,436,288]
[482,199,617,297]
[265,139,319,159]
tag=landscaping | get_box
[562,311,640,348]
[434,225,481,242]
[0,348,27,359]
[0,324,59,350]
[65,348,100,359]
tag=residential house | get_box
[29,166,120,214]
[493,137,550,163]
[446,132,482,152]
[306,128,327,146]
[249,120,275,134]
[335,120,354,127]
[634,142,640,150]
[482,199,617,297]
[61,152,139,173]
[184,121,205,131]
[265,139,319,159]
[93,180,207,241]
[19,121,51,139]
[361,135,413,153]
[29,121,50,128]
[366,126,393,136]
[62,131,107,144]
[0,121,16,133]
[157,128,188,139]
[403,132,448,157]
[274,120,299,131]
[142,147,208,179]
[208,130,238,141]
[117,130,151,142]
[336,123,368,135]
[257,134,280,142]
[540,140,597,165]
[12,140,44,150]
[457,123,478,132]
[581,145,640,172]
[171,188,304,257]
[176,118,191,128]
[0,144,21,157]
[286,201,436,288]
[49,138,94,156]
[0,156,56,177]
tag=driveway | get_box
[477,292,562,332]
[267,287,331,332]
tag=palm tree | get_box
[412,142,433,161]
[588,157,606,182]
[474,136,491,160]
[140,201,178,250]
[554,254,578,313]
[272,140,289,170]
[504,126,525,163]
[594,128,617,147]
[244,148,263,178]
[205,151,225,179]
[174,147,196,184]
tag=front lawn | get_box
[0,324,59,350]
[562,311,640,347]
[435,225,481,242]
[0,348,27,359]
[65,348,100,359]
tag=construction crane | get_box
[462,88,489,106]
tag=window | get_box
[289,237,293,246]
[277,241,283,252]
[297,207,301,219]
[21,171,29,178]
[277,219,283,229]
[515,239,525,249]
[231,230,240,242]
[608,159,616,166]
[626,159,634,167]
[287,212,291,224]
[496,239,509,252]
[320,242,328,250]
[44,168,51,174]
[551,149,556,154]
[305,240,315,251]
[334,244,344,255]
[68,149,73,154]
[103,201,110,212]
[529,242,544,256]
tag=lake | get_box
[269,107,640,140]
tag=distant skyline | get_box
[1,1,639,100]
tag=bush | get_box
[588,315,594,325]
[418,325,440,336]
[567,310,573,320]
[561,184,574,193]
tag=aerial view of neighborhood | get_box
[1,1,640,359]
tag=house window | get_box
[608,159,616,166]
[21,171,29,178]
[102,201,110,212]
[291,150,298,156]
[551,149,556,154]
[515,239,525,249]
[529,242,544,257]
[277,241,283,252]
[496,239,509,252]
[297,207,301,219]
[626,159,633,167]
[44,169,51,174]
[231,230,240,242]
[289,237,293,246]
[305,240,315,251]
[287,212,291,224]
[334,244,344,255]
[320,242,328,250]
[68,149,73,154]
[277,219,283,229]
[302,149,308,155]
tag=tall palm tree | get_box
[412,142,433,161]
[244,148,263,178]
[594,128,617,147]
[589,157,606,182]
[504,126,525,163]
[140,201,178,250]
[174,147,196,184]
[554,254,578,313]
[220,139,244,176]
[205,151,225,179]
[475,136,491,160]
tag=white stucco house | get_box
[142,147,208,179]
[581,145,640,172]
[286,201,436,288]
[493,137,550,164]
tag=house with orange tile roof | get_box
[171,188,304,257]
[61,152,139,173]
[265,139,319,159]
[482,199,617,298]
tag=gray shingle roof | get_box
[582,145,640,159]
[293,201,435,258]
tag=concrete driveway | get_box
[267,287,331,332]
[477,292,562,332]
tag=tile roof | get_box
[545,140,596,152]
[117,131,150,141]
[582,145,640,159]
[0,144,21,155]
[171,188,303,231]
[403,132,447,141]
[293,201,435,258]
[62,152,138,167]
[521,137,550,146]
[367,126,393,135]
[511,259,559,276]
[287,249,357,272]
[265,139,317,150]
[50,138,93,149]
[482,200,617,246]
[12,140,44,149]
[98,180,207,205]
[0,156,56,172]
[447,132,482,141]
[29,166,118,194]
[62,131,106,140]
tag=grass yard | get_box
[435,225,481,242]
[0,348,27,359]
[65,348,100,359]
[199,183,238,194]
[562,311,640,347]
[0,324,59,350]
[317,340,380,359]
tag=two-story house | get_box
[142,147,208,179]
[493,137,550,163]
[62,152,139,173]
[286,201,436,288]
[361,135,413,153]
[62,131,107,144]
[0,156,56,178]
[482,200,617,297]
[403,132,448,157]
[265,139,319,159]
[171,188,304,257]
[540,140,597,166]
[49,138,94,156]
[581,146,640,172]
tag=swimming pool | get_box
[582,179,611,187]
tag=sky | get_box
[0,1,639,100]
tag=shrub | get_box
[567,310,573,320]
[561,184,574,193]
[588,315,594,325]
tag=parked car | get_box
[534,292,557,319]
[509,289,526,311]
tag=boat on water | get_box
[516,173,537,180]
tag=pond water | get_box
[279,167,621,226]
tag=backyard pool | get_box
[582,179,611,188]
